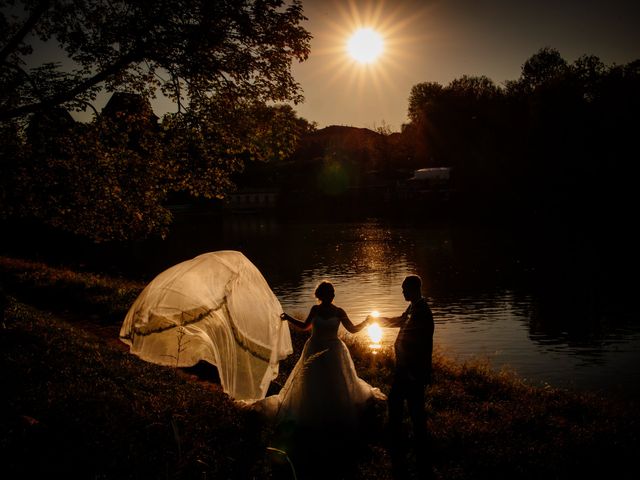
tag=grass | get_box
[1,255,639,479]
[1,300,271,479]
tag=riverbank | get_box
[1,255,638,479]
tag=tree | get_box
[447,75,499,102]
[570,54,606,103]
[402,47,640,221]
[0,0,310,120]
[519,46,568,92]
[5,98,171,241]
[0,1,311,241]
[406,81,446,165]
[407,77,504,169]
[407,81,444,124]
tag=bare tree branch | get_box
[0,51,139,120]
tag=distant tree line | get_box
[244,47,639,222]
[401,47,640,220]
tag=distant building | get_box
[409,167,451,188]
[101,92,158,124]
[27,107,76,147]
[399,167,452,202]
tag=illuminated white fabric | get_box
[254,314,386,428]
[119,251,292,401]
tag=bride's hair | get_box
[315,281,335,302]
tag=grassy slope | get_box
[1,256,639,479]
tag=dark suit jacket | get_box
[394,297,434,384]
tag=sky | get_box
[14,0,640,131]
[290,0,640,131]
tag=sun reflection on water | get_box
[367,320,384,354]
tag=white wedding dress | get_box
[254,313,386,431]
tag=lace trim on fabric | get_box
[120,299,272,363]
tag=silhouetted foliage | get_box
[218,47,640,223]
[0,0,311,241]
[405,47,640,221]
[0,0,310,120]
[281,125,390,197]
[1,93,313,241]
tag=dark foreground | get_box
[1,256,639,479]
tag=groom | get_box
[373,274,434,477]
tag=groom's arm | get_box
[376,310,408,328]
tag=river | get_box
[119,213,638,400]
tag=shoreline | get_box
[1,254,639,479]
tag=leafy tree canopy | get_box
[404,46,640,218]
[0,1,311,242]
[519,46,568,91]
[0,0,310,120]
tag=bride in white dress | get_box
[256,281,386,433]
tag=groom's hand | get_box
[378,316,392,327]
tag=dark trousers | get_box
[388,367,427,435]
[387,367,431,478]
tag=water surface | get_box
[139,215,640,399]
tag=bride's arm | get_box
[339,308,370,334]
[280,307,314,331]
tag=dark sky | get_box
[290,0,640,131]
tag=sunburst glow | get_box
[367,322,383,344]
[295,0,431,128]
[347,28,384,63]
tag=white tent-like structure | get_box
[119,251,292,402]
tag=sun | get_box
[346,28,384,64]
